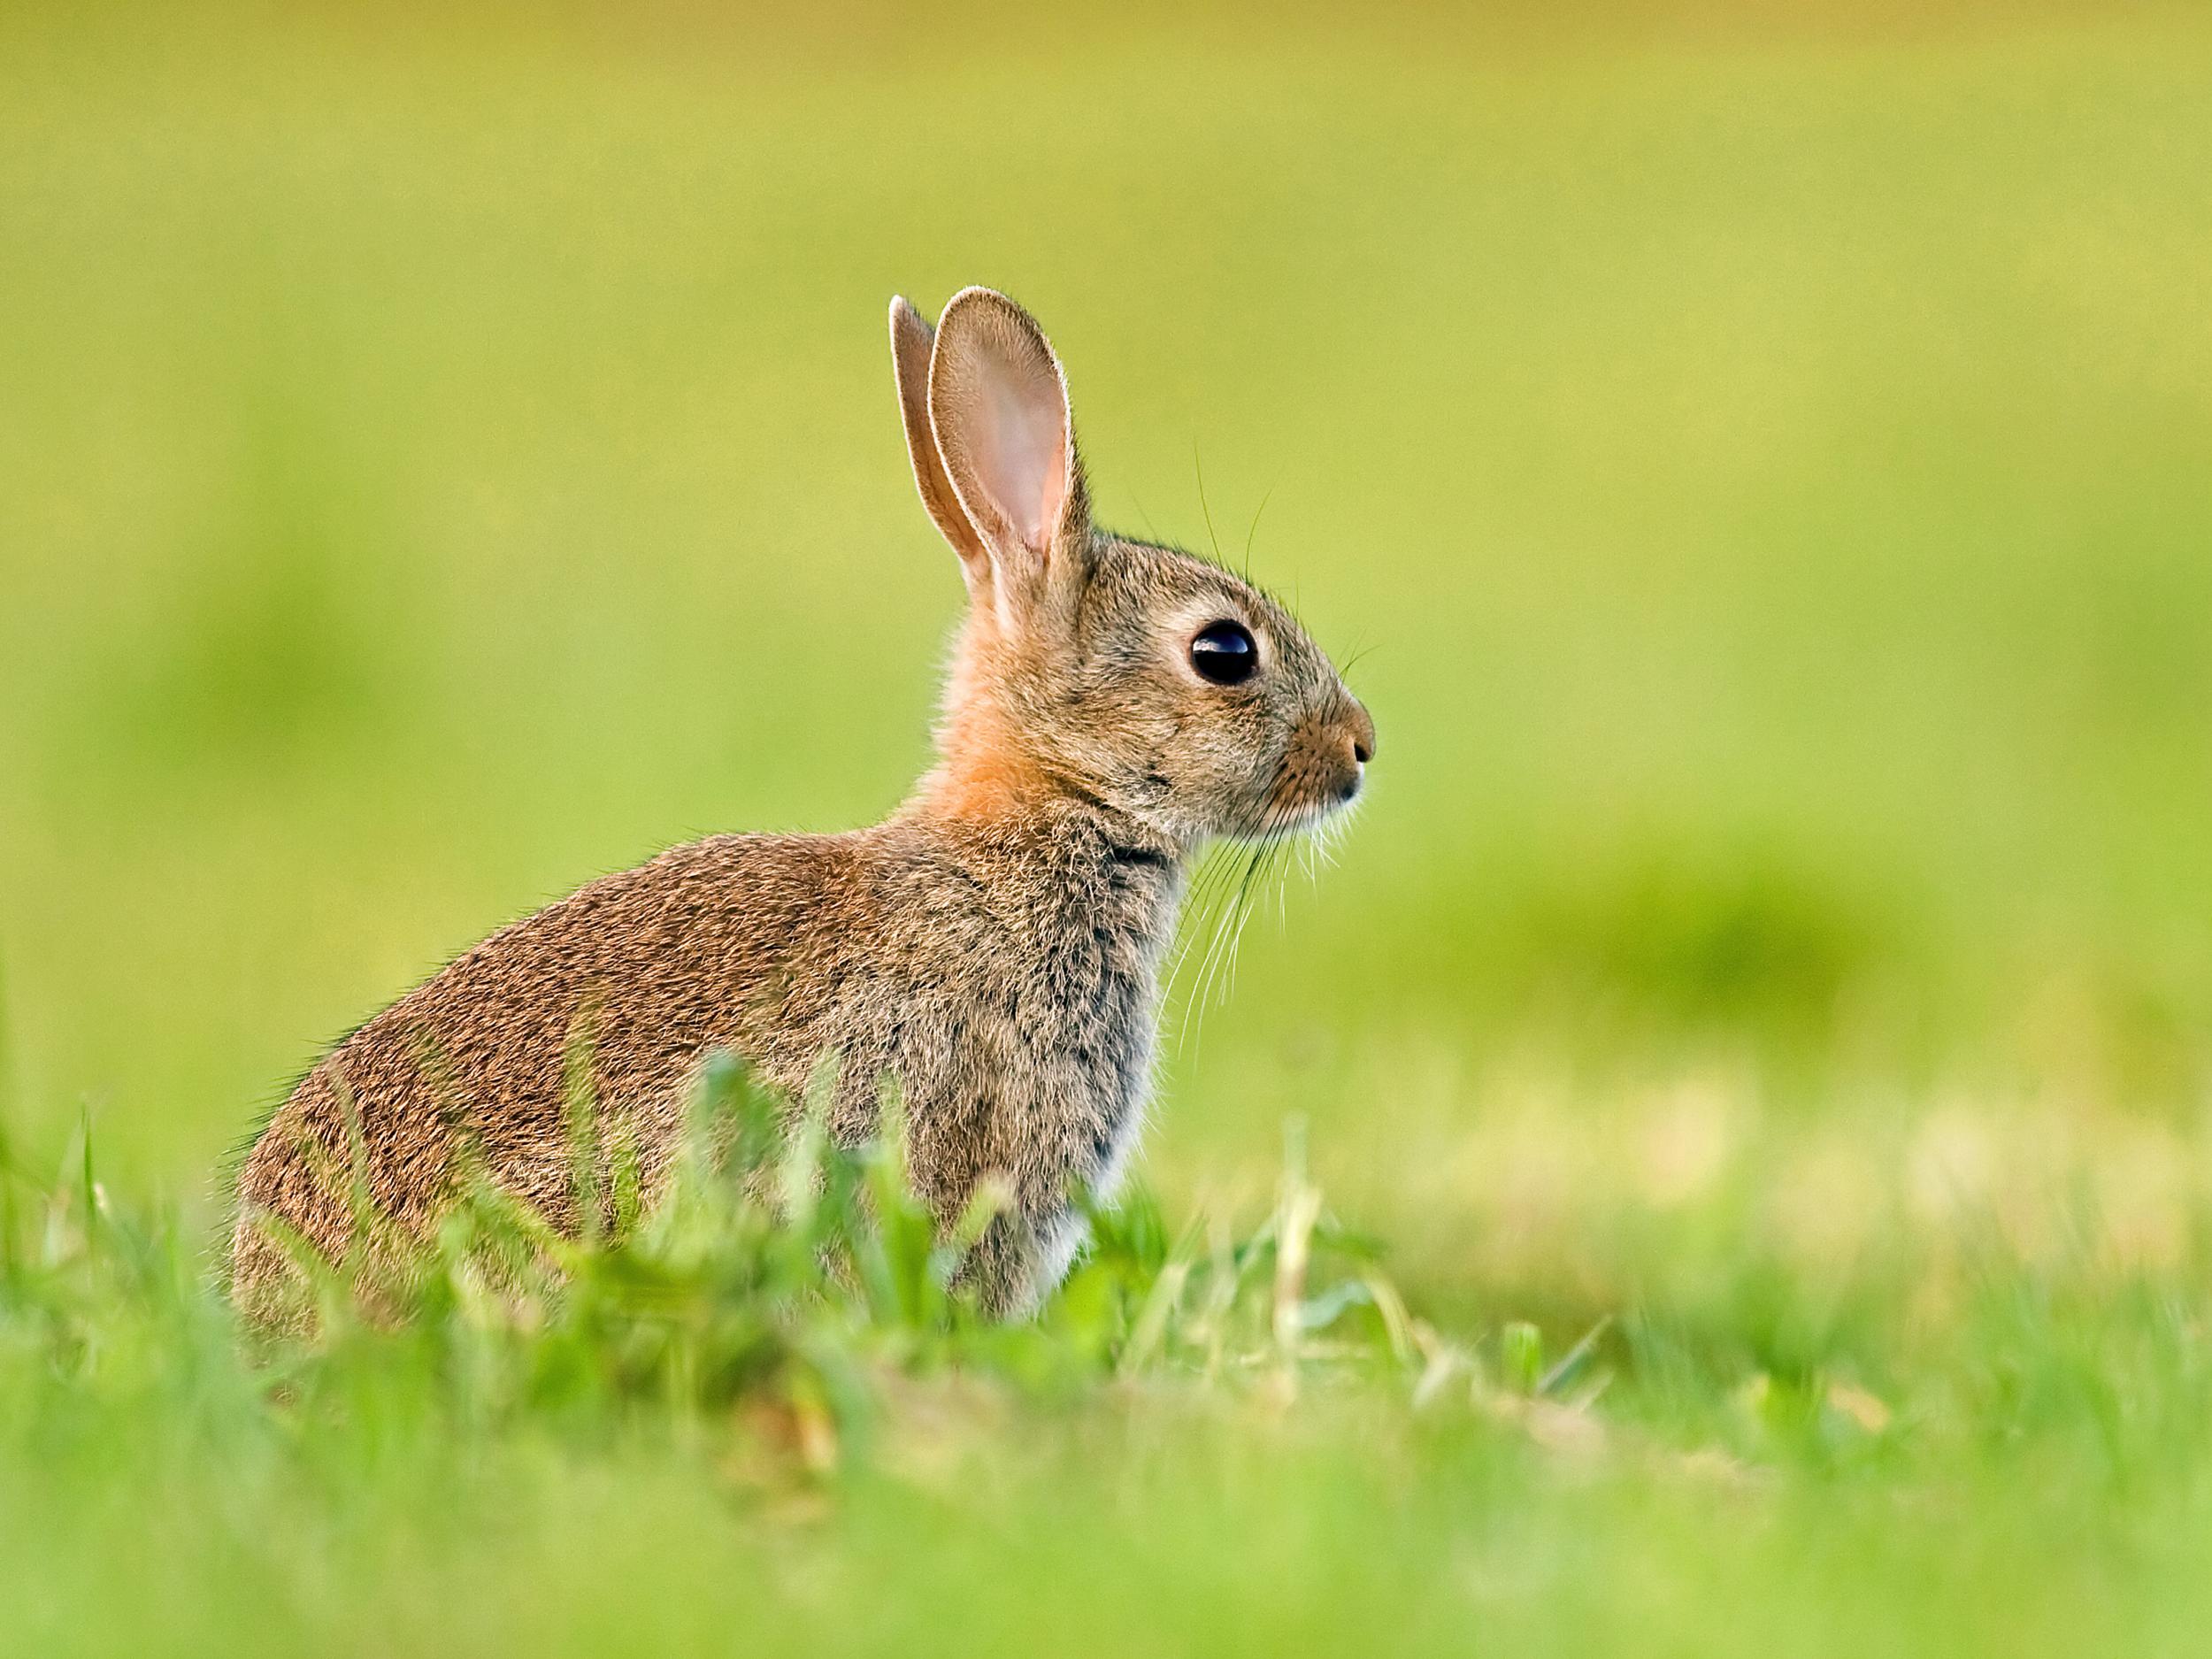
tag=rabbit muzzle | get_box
[1262,697,1376,832]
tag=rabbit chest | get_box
[787,819,1187,1233]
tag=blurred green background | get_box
[4,0,2212,1275]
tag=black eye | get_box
[1189,619,1258,685]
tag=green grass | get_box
[15,1065,2212,1655]
[6,1,2212,1651]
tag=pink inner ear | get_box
[978,360,1067,554]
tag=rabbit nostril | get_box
[1344,702,1377,767]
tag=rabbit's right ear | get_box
[890,296,993,600]
[925,288,1089,618]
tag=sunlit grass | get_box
[10,1064,2212,1653]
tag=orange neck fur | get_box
[909,613,1064,826]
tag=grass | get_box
[7,0,2212,1651]
[12,1060,2212,1654]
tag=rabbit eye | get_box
[1189,619,1258,686]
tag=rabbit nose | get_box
[1346,703,1377,767]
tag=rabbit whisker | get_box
[1241,485,1275,579]
[1216,835,1291,1005]
[1165,838,1251,1049]
[1192,802,1294,1018]
[1194,442,1225,566]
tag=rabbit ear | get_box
[926,288,1088,605]
[889,296,993,597]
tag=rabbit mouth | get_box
[1233,776,1363,844]
[1284,788,1363,832]
[1247,750,1366,840]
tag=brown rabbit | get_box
[230,288,1375,1320]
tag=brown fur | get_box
[229,288,1373,1320]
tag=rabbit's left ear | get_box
[926,288,1089,611]
[890,296,993,600]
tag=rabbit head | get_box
[891,288,1375,854]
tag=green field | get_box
[7,3,2212,1650]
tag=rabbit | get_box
[229,286,1376,1322]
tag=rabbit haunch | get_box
[230,287,1374,1319]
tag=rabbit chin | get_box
[1217,789,1361,845]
